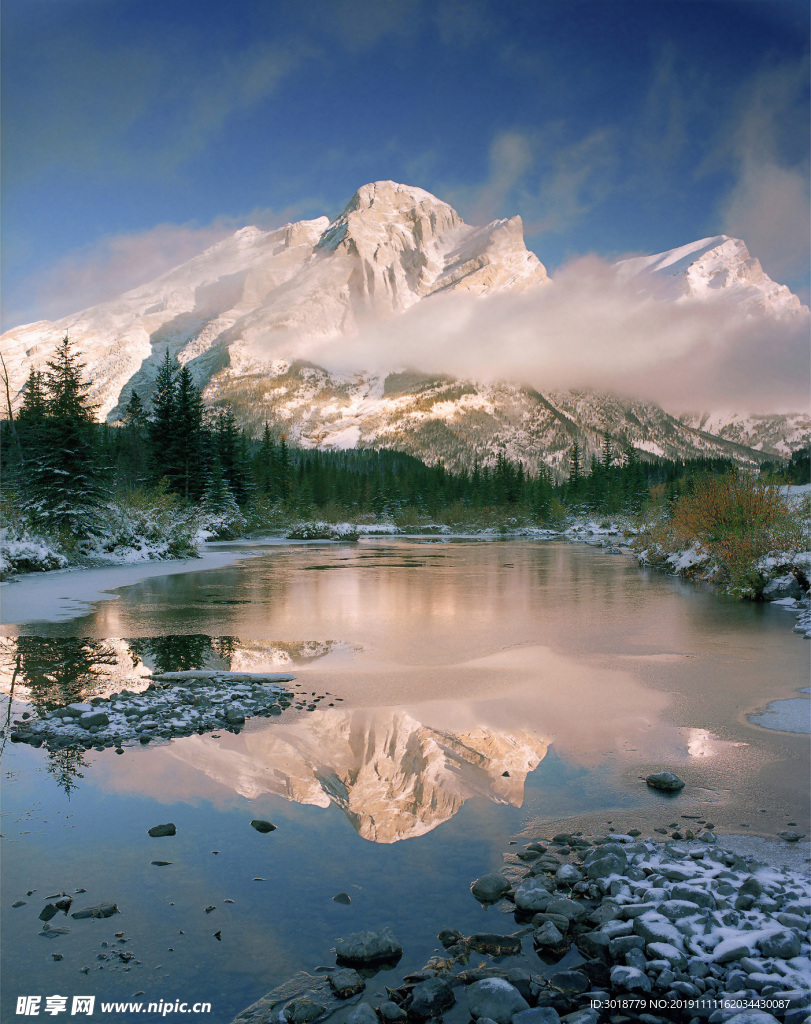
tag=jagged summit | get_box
[616,235,806,317]
[0,183,806,463]
[0,182,548,420]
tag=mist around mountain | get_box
[1,181,808,472]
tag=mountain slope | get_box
[1,182,805,468]
[0,181,547,421]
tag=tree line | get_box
[1,336,789,539]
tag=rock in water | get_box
[467,933,522,955]
[250,819,276,833]
[408,977,455,1019]
[148,823,176,837]
[327,968,364,999]
[71,902,119,919]
[347,1006,377,1024]
[282,999,324,1024]
[466,978,529,1024]
[645,771,685,792]
[335,927,402,966]
[762,574,802,600]
[470,872,511,902]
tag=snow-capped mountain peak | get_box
[0,182,550,420]
[616,234,806,317]
[1,183,806,465]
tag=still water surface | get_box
[1,539,808,1022]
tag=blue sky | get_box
[2,0,809,330]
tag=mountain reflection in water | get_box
[165,707,549,843]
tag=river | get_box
[1,537,808,1022]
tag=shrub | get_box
[669,472,807,597]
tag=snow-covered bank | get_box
[0,540,278,625]
[0,493,200,579]
[232,829,811,1024]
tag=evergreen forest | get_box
[1,338,805,555]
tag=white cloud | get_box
[308,256,809,413]
[3,208,309,328]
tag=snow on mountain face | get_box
[679,410,811,457]
[1,183,806,463]
[615,235,806,318]
[207,360,777,474]
[0,181,547,421]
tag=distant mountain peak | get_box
[616,235,806,317]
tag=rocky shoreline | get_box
[232,829,811,1024]
[4,670,296,751]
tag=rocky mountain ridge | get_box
[1,181,805,468]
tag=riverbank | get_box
[231,828,811,1024]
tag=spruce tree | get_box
[22,334,104,536]
[118,391,150,492]
[601,432,612,472]
[174,365,205,501]
[149,350,178,486]
[567,440,582,499]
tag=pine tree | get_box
[149,350,178,486]
[254,423,280,499]
[22,335,104,536]
[198,455,245,538]
[567,440,582,499]
[601,432,612,472]
[532,465,554,523]
[174,365,205,501]
[117,391,150,491]
[18,369,48,424]
[277,435,292,503]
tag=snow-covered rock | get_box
[616,235,807,319]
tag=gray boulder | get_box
[554,863,583,887]
[534,921,566,950]
[545,897,588,923]
[609,965,651,993]
[335,927,402,965]
[466,978,529,1024]
[346,1005,377,1024]
[79,711,110,729]
[283,999,324,1024]
[646,771,685,792]
[758,929,801,959]
[468,933,522,955]
[250,819,276,833]
[65,703,93,717]
[762,574,802,601]
[408,977,454,1019]
[670,884,715,909]
[148,823,176,837]
[71,902,119,919]
[471,873,512,902]
[549,971,589,996]
[584,852,626,880]
[328,969,364,999]
[378,1002,406,1023]
[514,878,552,912]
